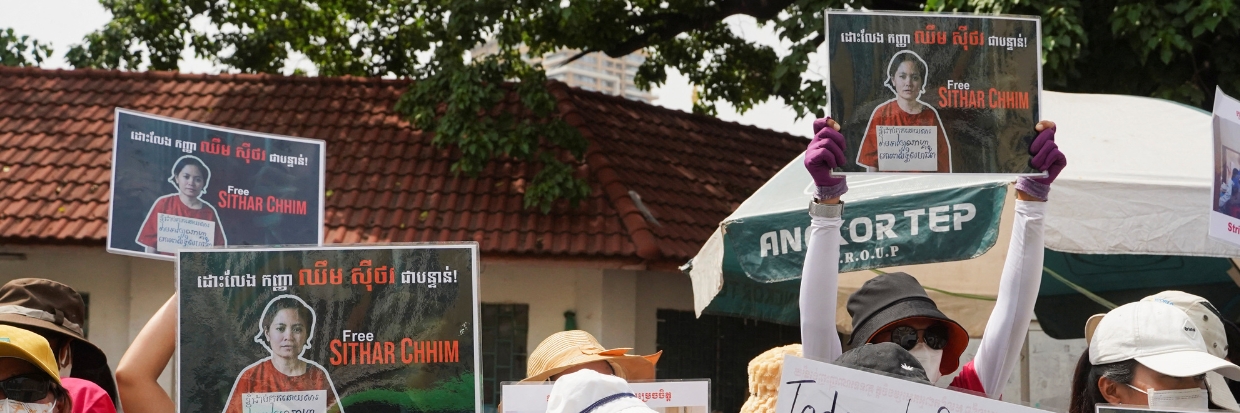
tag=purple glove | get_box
[806,118,848,200]
[1016,124,1067,200]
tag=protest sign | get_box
[826,11,1042,175]
[108,108,325,260]
[1210,88,1240,247]
[177,244,480,413]
[776,355,1051,413]
[501,380,710,413]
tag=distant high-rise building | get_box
[472,42,657,103]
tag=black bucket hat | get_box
[834,342,931,384]
[0,279,118,406]
[846,272,969,375]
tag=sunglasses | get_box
[0,375,52,403]
[888,324,949,351]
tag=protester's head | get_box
[846,272,968,382]
[740,344,802,413]
[1069,301,1240,413]
[546,369,657,413]
[0,325,72,413]
[522,330,661,382]
[169,155,210,196]
[0,279,116,403]
[1141,290,1240,411]
[254,295,315,359]
[884,50,929,101]
[834,342,931,384]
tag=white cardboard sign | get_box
[775,355,1050,413]
[242,390,328,413]
[877,125,939,171]
[155,213,216,253]
[501,380,710,413]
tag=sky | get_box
[0,0,820,137]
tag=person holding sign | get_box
[856,51,953,173]
[222,295,341,413]
[800,117,1065,397]
[135,155,227,255]
[1069,301,1240,413]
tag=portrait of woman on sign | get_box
[134,155,227,255]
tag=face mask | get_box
[0,399,56,413]
[907,342,943,383]
[1127,384,1209,411]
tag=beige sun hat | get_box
[740,344,802,413]
[522,330,661,382]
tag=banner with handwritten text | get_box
[776,355,1049,413]
[177,244,481,413]
[107,108,325,260]
[827,11,1042,175]
[501,380,710,413]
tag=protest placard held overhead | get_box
[827,11,1042,175]
[108,109,325,260]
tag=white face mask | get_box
[1127,384,1210,411]
[0,399,56,413]
[907,342,943,383]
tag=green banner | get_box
[706,182,1007,325]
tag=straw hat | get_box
[522,330,661,382]
[740,344,802,413]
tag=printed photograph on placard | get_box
[826,11,1042,174]
[1209,88,1240,247]
[107,109,325,260]
[177,244,481,413]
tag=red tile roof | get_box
[0,67,807,266]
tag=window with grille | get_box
[656,309,800,413]
[480,303,529,413]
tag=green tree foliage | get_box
[65,0,1240,210]
[0,28,52,67]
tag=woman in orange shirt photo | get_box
[223,295,342,413]
[134,155,227,255]
[856,50,953,173]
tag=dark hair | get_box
[885,51,928,93]
[259,297,314,341]
[170,156,210,190]
[1069,349,1137,413]
[51,378,72,413]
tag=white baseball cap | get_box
[1141,291,1240,412]
[547,370,658,413]
[1088,301,1240,381]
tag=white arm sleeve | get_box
[972,200,1046,398]
[800,213,845,362]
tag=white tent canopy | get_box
[1042,92,1240,257]
[688,91,1237,329]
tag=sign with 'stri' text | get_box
[776,355,1050,413]
[177,244,481,413]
